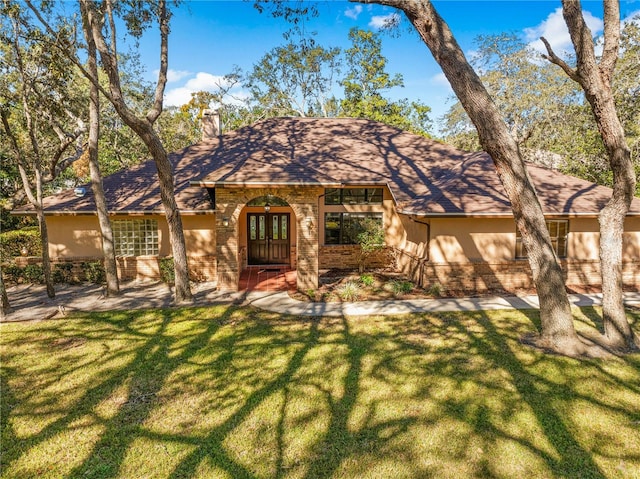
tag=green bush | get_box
[81,261,105,284]
[390,279,414,297]
[53,263,76,284]
[0,227,42,261]
[159,257,175,284]
[360,273,375,287]
[22,264,44,284]
[427,282,444,297]
[2,264,24,284]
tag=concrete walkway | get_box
[248,290,640,317]
[2,282,640,322]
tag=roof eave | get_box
[397,210,640,219]
[12,209,216,216]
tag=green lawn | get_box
[1,305,639,479]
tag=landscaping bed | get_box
[290,268,536,302]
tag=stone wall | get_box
[395,249,640,293]
[319,245,394,270]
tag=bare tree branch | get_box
[540,36,580,82]
[147,0,168,123]
[600,0,620,83]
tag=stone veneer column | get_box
[294,192,319,291]
[215,188,240,291]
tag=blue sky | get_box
[136,1,640,128]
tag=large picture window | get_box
[113,219,159,256]
[325,212,383,245]
[516,220,568,258]
[324,188,383,205]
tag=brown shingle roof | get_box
[27,117,640,216]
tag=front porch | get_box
[238,266,297,293]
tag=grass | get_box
[1,305,639,479]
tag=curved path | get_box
[247,290,640,317]
[3,282,638,322]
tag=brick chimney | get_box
[201,109,221,141]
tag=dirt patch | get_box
[50,336,87,350]
[289,269,538,303]
[288,268,634,303]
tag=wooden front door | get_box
[247,213,290,265]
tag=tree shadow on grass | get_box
[474,312,608,478]
[66,307,236,479]
[3,305,639,478]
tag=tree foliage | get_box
[441,22,640,195]
[245,33,341,118]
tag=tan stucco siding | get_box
[47,216,103,258]
[569,217,640,260]
[46,214,174,258]
[182,214,216,255]
[568,218,599,259]
[429,218,516,263]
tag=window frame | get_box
[324,188,383,205]
[112,218,159,257]
[324,212,383,245]
[516,219,568,259]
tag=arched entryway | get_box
[245,195,291,266]
[215,185,321,292]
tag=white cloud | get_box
[344,5,362,20]
[622,9,640,27]
[431,72,451,89]
[369,13,400,30]
[524,7,603,56]
[153,68,191,83]
[164,72,244,107]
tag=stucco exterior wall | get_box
[47,215,103,258]
[428,218,515,263]
[44,214,216,282]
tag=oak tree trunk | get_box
[37,205,55,298]
[545,0,638,350]
[135,127,193,304]
[0,266,11,319]
[362,0,583,354]
[79,0,193,304]
[82,6,119,297]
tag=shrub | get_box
[159,257,175,284]
[355,218,386,273]
[336,280,361,301]
[53,263,75,284]
[2,264,24,284]
[0,227,41,261]
[22,264,44,284]
[81,261,105,284]
[427,282,444,297]
[390,279,414,297]
[360,273,375,287]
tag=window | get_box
[112,219,159,256]
[324,188,383,205]
[516,220,568,258]
[324,212,383,245]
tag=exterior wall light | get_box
[306,218,314,231]
[264,203,271,213]
[222,217,229,227]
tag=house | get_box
[17,116,640,293]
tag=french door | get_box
[247,213,290,265]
